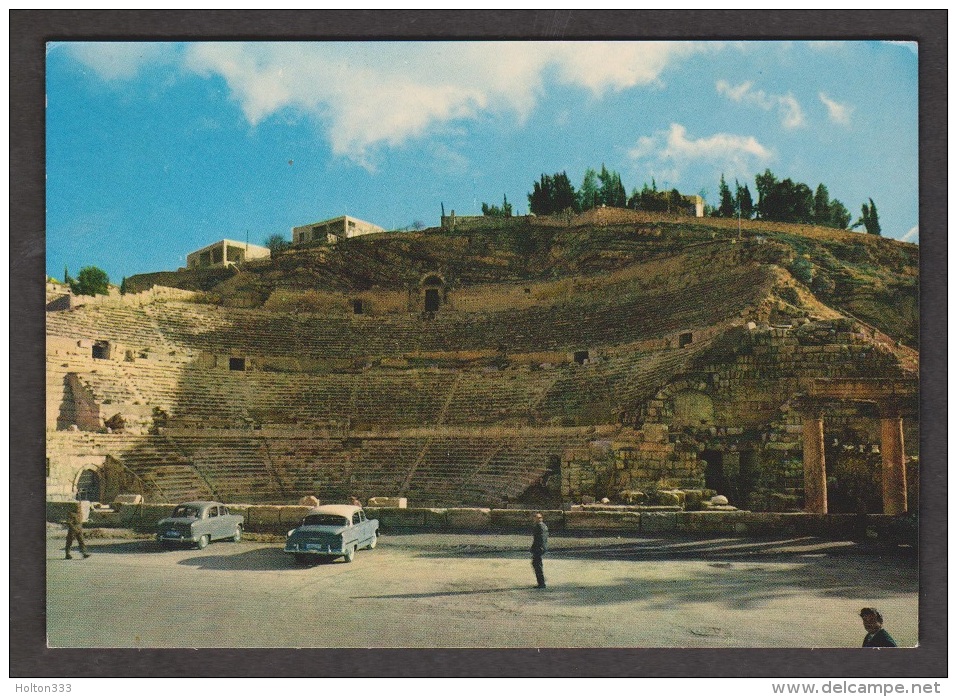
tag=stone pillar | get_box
[802,408,827,514]
[880,406,908,515]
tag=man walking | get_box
[530,512,548,589]
[64,502,91,560]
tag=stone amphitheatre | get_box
[45,207,919,531]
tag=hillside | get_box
[126,213,918,349]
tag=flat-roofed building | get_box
[186,239,272,270]
[292,215,385,245]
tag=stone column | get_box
[880,405,908,515]
[802,407,827,514]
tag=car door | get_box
[353,511,369,546]
[206,504,220,539]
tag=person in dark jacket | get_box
[860,608,897,647]
[530,512,548,589]
[64,503,91,560]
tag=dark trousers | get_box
[65,527,87,556]
[531,553,545,587]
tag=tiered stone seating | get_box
[46,303,175,351]
[168,435,286,504]
[115,441,215,503]
[140,265,774,360]
[400,433,580,506]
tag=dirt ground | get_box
[46,528,919,649]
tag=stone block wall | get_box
[47,501,906,544]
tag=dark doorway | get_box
[76,469,101,502]
[424,288,441,313]
[573,350,589,365]
[92,341,110,360]
[679,332,693,348]
[738,450,760,508]
[229,357,246,371]
[702,449,724,494]
[353,299,364,315]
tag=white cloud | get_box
[66,40,716,167]
[63,42,175,81]
[819,92,854,125]
[901,225,918,243]
[716,79,806,129]
[628,123,773,181]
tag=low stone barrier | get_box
[640,512,678,533]
[446,507,492,530]
[45,500,905,541]
[565,510,641,531]
[490,509,563,529]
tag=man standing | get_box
[64,502,91,560]
[530,512,548,589]
[860,608,897,647]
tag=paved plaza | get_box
[47,529,918,649]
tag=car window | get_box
[172,505,199,519]
[303,514,348,527]
[220,506,228,516]
[352,512,361,525]
[359,510,366,522]
[209,507,218,517]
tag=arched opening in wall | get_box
[573,350,590,365]
[678,332,693,348]
[76,468,101,503]
[229,357,246,371]
[353,299,364,315]
[702,449,724,495]
[92,340,111,360]
[670,390,714,428]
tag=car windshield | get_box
[302,514,348,527]
[172,506,200,519]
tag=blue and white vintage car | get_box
[285,504,379,564]
[156,501,244,549]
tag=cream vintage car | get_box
[284,504,379,564]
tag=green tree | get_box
[736,181,754,219]
[63,266,71,285]
[718,174,736,217]
[754,169,778,220]
[120,277,129,295]
[578,168,599,211]
[481,194,513,218]
[597,164,627,208]
[70,266,110,296]
[829,199,852,229]
[813,184,831,225]
[264,234,290,256]
[853,199,881,235]
[528,172,577,215]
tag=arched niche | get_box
[670,389,715,428]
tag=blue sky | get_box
[46,40,918,284]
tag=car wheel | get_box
[368,533,378,550]
[196,535,210,550]
[232,526,242,542]
[343,545,355,563]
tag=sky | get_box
[46,40,919,284]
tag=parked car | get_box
[156,501,244,549]
[284,504,379,564]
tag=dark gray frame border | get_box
[11,9,946,677]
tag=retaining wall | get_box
[47,500,906,540]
